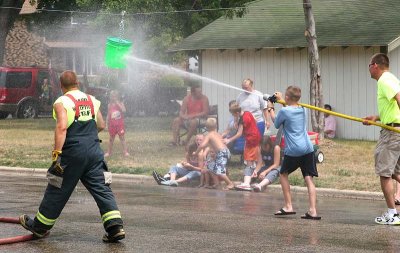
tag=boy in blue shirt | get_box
[268,86,320,220]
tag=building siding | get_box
[201,46,391,140]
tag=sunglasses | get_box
[368,63,376,68]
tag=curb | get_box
[0,166,384,201]
[0,166,154,184]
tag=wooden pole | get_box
[303,0,324,139]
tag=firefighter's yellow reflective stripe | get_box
[36,211,56,226]
[102,210,121,223]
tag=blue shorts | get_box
[280,152,318,177]
[208,149,230,175]
[169,165,201,180]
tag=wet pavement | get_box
[0,173,399,253]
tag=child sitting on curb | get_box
[252,135,282,192]
[153,134,207,186]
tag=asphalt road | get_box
[0,172,399,253]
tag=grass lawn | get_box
[0,116,382,192]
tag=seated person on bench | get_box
[170,84,209,146]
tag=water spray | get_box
[127,55,249,94]
[128,55,398,133]
[263,94,400,134]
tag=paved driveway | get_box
[0,173,399,253]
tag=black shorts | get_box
[280,152,318,177]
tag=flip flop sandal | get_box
[301,212,322,220]
[274,208,296,215]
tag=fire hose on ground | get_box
[263,94,400,134]
[0,217,34,245]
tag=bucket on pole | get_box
[104,37,132,69]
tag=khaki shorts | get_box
[183,117,207,129]
[375,129,400,177]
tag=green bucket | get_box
[104,37,132,69]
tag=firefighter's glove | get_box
[50,150,64,175]
[52,150,62,162]
[47,150,65,188]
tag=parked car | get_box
[0,67,109,119]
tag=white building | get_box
[171,0,400,140]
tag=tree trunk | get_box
[0,0,24,65]
[303,0,324,139]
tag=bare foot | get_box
[223,184,235,190]
[197,184,205,188]
[205,184,218,189]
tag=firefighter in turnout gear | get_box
[20,70,125,243]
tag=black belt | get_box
[386,123,400,127]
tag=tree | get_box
[1,0,253,65]
[75,0,253,63]
[0,0,24,64]
[303,0,324,139]
[0,0,83,65]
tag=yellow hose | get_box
[276,99,400,134]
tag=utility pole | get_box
[303,0,324,139]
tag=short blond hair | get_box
[285,86,301,102]
[205,118,217,131]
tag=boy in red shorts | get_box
[226,102,261,191]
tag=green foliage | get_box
[1,0,255,71]
[76,0,254,63]
[184,78,201,88]
[158,75,184,87]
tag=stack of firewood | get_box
[3,19,48,67]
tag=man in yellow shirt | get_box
[364,53,400,225]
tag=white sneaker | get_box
[234,183,252,191]
[169,180,178,187]
[388,214,400,225]
[160,180,178,187]
[160,180,171,186]
[375,212,400,225]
